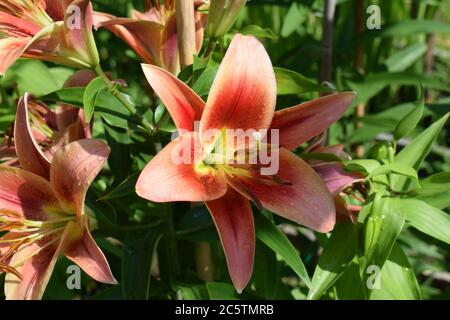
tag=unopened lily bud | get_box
[206,0,247,38]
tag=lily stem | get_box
[93,64,155,134]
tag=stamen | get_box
[0,209,22,219]
[0,262,23,280]
[225,175,263,211]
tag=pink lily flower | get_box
[0,95,116,299]
[136,34,355,292]
[307,144,365,222]
[0,137,117,300]
[0,0,100,75]
[13,88,91,179]
[94,0,207,74]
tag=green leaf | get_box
[307,222,358,300]
[370,243,422,300]
[83,76,107,123]
[413,192,450,210]
[254,213,310,287]
[6,60,65,96]
[177,206,214,235]
[334,261,366,300]
[250,240,278,299]
[367,163,419,188]
[348,73,450,106]
[41,87,140,130]
[99,173,139,201]
[274,67,332,95]
[400,199,450,245]
[240,25,278,39]
[178,285,209,300]
[121,228,164,300]
[392,113,449,191]
[385,43,427,72]
[359,20,450,44]
[192,66,219,97]
[344,159,380,175]
[362,197,405,273]
[206,282,239,300]
[417,171,450,195]
[394,86,424,140]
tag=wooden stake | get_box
[176,0,196,68]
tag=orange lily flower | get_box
[0,0,99,75]
[136,34,355,292]
[0,137,117,300]
[94,0,207,75]
[14,89,92,179]
[0,89,116,299]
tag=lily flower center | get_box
[0,207,77,278]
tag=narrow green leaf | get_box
[240,25,278,39]
[417,171,450,195]
[307,222,358,300]
[254,213,310,287]
[362,197,405,273]
[206,282,239,300]
[367,163,419,188]
[99,173,139,201]
[334,261,366,300]
[400,199,450,245]
[385,43,427,72]
[394,86,424,140]
[83,76,107,123]
[274,67,332,95]
[413,192,450,210]
[121,228,164,300]
[370,243,422,300]
[393,113,449,191]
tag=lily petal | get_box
[4,222,72,300]
[50,139,110,223]
[160,13,179,74]
[0,165,59,221]
[270,92,355,150]
[42,0,72,21]
[0,37,31,76]
[141,64,205,132]
[0,11,40,36]
[230,149,335,233]
[136,132,227,202]
[14,94,51,179]
[312,162,364,196]
[63,0,99,67]
[206,188,254,293]
[63,220,117,284]
[200,34,276,143]
[94,13,163,65]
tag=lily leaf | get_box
[362,197,405,274]
[274,67,333,95]
[370,243,422,300]
[254,213,310,287]
[83,76,107,123]
[394,86,424,140]
[240,25,278,39]
[307,222,358,300]
[121,227,165,299]
[400,199,450,245]
[392,113,449,191]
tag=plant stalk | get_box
[94,65,155,133]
